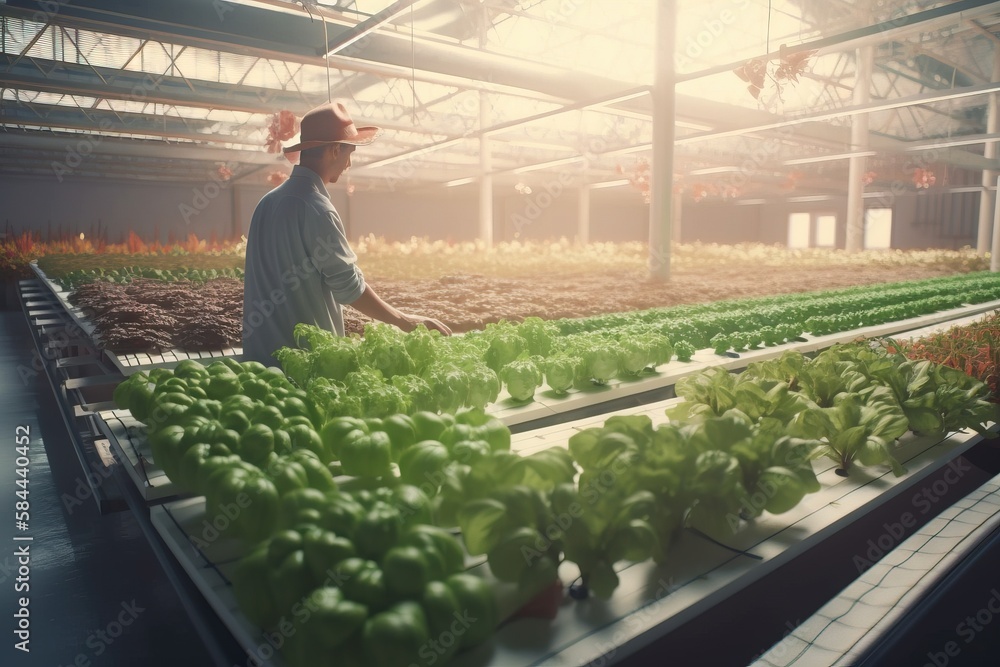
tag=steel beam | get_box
[0,129,284,164]
[677,0,1000,84]
[0,99,259,144]
[0,0,620,106]
[0,54,462,136]
[325,0,419,56]
[0,53,326,114]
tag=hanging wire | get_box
[300,1,332,103]
[410,1,416,125]
[766,0,772,53]
[323,15,332,102]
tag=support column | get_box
[671,191,682,243]
[230,183,242,240]
[992,176,1000,271]
[845,44,873,253]
[577,186,590,245]
[978,46,1000,256]
[648,0,676,280]
[479,90,493,248]
[477,7,493,248]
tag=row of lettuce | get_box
[112,337,996,667]
[275,272,1000,418]
[53,265,244,288]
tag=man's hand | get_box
[400,313,452,336]
[347,285,452,335]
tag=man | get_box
[242,101,451,366]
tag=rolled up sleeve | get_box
[300,204,366,304]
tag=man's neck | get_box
[298,163,328,183]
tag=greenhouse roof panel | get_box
[1,1,999,190]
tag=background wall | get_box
[889,191,981,249]
[0,173,265,243]
[0,173,985,250]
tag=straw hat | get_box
[282,102,381,153]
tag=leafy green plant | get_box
[788,388,909,476]
[500,357,544,401]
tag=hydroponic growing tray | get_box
[95,408,180,502]
[29,262,243,374]
[95,302,1000,508]
[149,388,995,667]
[752,470,1000,667]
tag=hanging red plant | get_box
[913,168,936,189]
[862,170,877,186]
[774,49,815,84]
[216,164,233,181]
[720,184,742,200]
[733,57,768,99]
[616,159,652,204]
[691,183,711,202]
[734,49,816,102]
[267,171,289,187]
[264,110,300,153]
[780,170,804,191]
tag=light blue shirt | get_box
[242,165,365,366]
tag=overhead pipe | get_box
[676,0,1000,84]
[6,0,998,124]
[0,130,283,164]
[323,0,420,56]
[353,86,650,173]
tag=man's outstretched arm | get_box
[347,284,452,336]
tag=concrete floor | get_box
[0,309,210,667]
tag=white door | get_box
[864,208,892,249]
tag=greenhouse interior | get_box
[4,0,1000,665]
